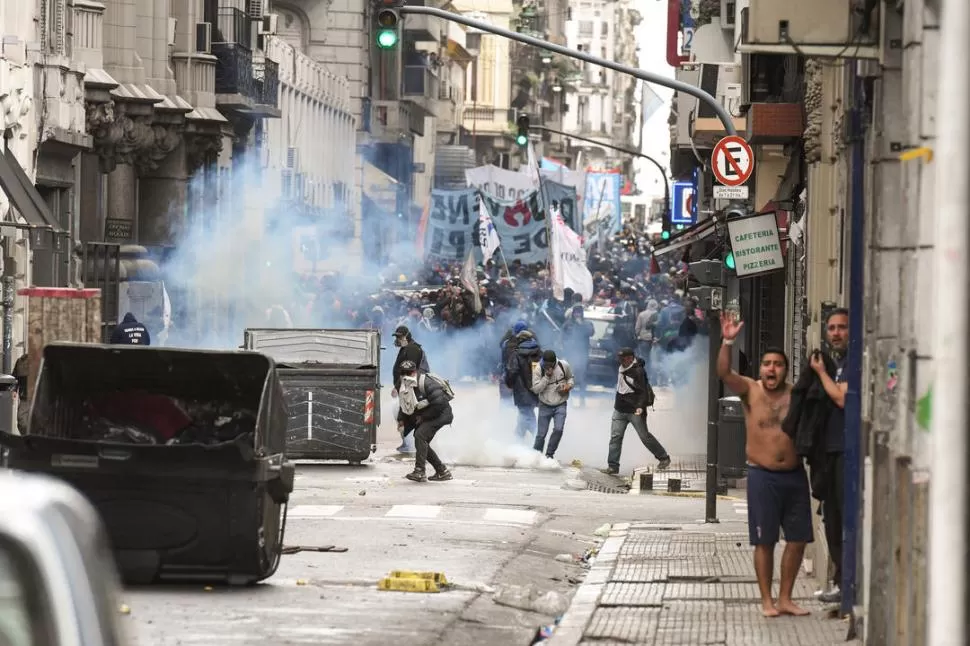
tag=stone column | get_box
[136,119,187,246]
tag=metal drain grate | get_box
[587,481,631,494]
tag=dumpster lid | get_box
[0,374,17,387]
[719,396,741,403]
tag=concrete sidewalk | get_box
[548,522,858,646]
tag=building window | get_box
[601,22,608,37]
[578,20,593,37]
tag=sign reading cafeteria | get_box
[726,212,784,277]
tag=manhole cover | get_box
[587,481,630,494]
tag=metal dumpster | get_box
[243,328,381,463]
[0,343,295,585]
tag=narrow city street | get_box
[120,384,852,646]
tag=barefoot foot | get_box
[776,600,811,616]
[761,604,781,618]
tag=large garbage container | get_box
[718,396,747,478]
[0,343,295,585]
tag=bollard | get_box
[667,478,682,493]
[716,482,729,496]
[639,473,654,491]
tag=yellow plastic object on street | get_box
[377,570,449,593]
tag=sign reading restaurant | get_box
[726,212,785,278]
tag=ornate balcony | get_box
[252,57,281,117]
[212,7,255,110]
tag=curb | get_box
[545,523,629,645]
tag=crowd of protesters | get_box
[272,225,708,382]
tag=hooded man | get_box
[391,325,431,454]
[531,350,574,459]
[110,312,151,346]
[504,320,541,439]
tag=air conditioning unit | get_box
[747,0,853,45]
[247,0,263,19]
[167,17,177,46]
[195,22,212,54]
[720,0,737,29]
[259,14,278,35]
[285,147,299,170]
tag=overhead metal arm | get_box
[398,5,739,138]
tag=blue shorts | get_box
[746,464,814,546]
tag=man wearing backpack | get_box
[604,347,671,475]
[398,360,454,483]
[531,350,574,460]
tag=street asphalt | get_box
[121,382,735,646]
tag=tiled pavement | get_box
[548,523,858,646]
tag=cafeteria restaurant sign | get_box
[726,212,784,277]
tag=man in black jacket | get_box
[398,361,453,483]
[391,326,431,454]
[110,312,151,345]
[605,347,671,475]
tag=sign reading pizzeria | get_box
[726,212,785,278]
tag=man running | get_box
[717,311,812,618]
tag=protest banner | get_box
[423,188,480,262]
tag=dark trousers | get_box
[414,409,453,474]
[822,452,844,584]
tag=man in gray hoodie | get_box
[531,350,574,459]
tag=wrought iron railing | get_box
[213,42,256,97]
[214,7,251,48]
[253,58,280,106]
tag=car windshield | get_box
[589,319,614,341]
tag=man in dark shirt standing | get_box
[604,347,671,475]
[809,308,849,603]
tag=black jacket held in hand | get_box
[614,359,649,413]
[418,374,453,420]
[782,351,838,500]
[110,313,151,346]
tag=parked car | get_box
[0,470,127,645]
[584,308,620,385]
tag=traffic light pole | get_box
[398,5,740,139]
[530,124,671,223]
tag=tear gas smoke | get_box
[384,340,710,470]
[161,154,710,470]
[160,154,428,349]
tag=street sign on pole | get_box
[713,185,749,200]
[711,135,754,187]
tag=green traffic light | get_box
[724,252,736,270]
[661,230,670,240]
[515,134,528,146]
[377,29,398,48]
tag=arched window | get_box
[275,5,308,53]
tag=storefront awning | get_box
[0,148,62,232]
[650,217,718,257]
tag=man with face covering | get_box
[717,311,812,618]
[391,326,430,453]
[397,360,453,482]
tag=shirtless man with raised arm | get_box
[717,311,812,618]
